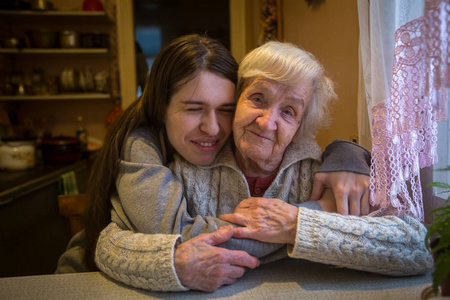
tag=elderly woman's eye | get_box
[251,96,263,103]
[282,108,295,117]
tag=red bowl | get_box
[40,137,83,164]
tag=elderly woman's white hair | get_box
[237,41,337,139]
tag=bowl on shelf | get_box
[28,29,57,48]
[40,137,83,164]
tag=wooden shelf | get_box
[0,9,113,22]
[0,93,111,101]
[0,10,105,16]
[0,48,109,54]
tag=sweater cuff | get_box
[293,200,323,211]
[95,223,188,292]
[287,207,319,258]
[316,139,371,175]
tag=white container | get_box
[0,141,36,171]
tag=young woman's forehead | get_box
[173,71,236,107]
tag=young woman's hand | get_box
[316,188,337,213]
[311,171,372,216]
[219,198,298,245]
[174,225,260,292]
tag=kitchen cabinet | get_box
[0,158,89,277]
[0,2,119,141]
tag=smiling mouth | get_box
[195,141,216,147]
[192,139,221,148]
[249,130,272,141]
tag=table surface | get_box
[0,259,432,300]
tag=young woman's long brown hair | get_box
[83,34,238,270]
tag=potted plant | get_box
[425,175,450,296]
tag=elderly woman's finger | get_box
[198,225,234,246]
[219,213,247,226]
[224,249,260,269]
[231,227,253,239]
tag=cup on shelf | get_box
[94,70,108,93]
[30,0,53,11]
[80,33,109,49]
[61,69,76,92]
[59,30,79,48]
[4,37,21,48]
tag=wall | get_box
[283,0,359,149]
[118,0,360,150]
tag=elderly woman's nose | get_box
[200,111,220,135]
[256,108,277,131]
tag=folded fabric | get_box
[59,171,79,195]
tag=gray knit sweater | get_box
[94,127,433,292]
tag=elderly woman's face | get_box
[233,77,313,171]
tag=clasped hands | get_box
[175,171,374,292]
[220,171,375,244]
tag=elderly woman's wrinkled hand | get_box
[174,225,260,292]
[219,197,298,245]
[311,171,372,216]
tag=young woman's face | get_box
[165,71,236,166]
[233,77,313,174]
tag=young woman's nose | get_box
[200,111,220,135]
[256,108,277,131]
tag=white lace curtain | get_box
[357,0,449,220]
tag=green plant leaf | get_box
[428,181,450,189]
[429,205,450,216]
[432,250,450,294]
[432,230,450,253]
[427,182,450,189]
[426,220,447,244]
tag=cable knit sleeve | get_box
[95,223,188,292]
[287,208,433,276]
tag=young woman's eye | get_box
[186,107,202,112]
[219,108,235,114]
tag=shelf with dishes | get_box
[0,3,119,100]
[1,68,111,100]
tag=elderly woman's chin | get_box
[236,141,283,175]
[244,145,272,162]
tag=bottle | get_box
[76,115,88,152]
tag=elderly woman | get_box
[94,41,432,292]
[168,41,432,276]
